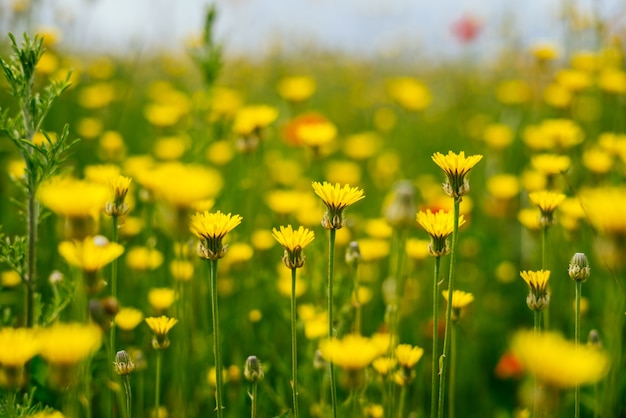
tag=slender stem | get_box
[353,264,361,335]
[290,267,300,418]
[155,350,162,417]
[533,309,541,418]
[110,215,120,418]
[123,375,132,418]
[449,323,457,418]
[398,384,408,418]
[534,311,542,334]
[431,256,441,418]
[251,382,258,418]
[209,259,225,417]
[328,228,338,418]
[541,227,549,330]
[25,191,38,327]
[574,281,582,418]
[437,198,460,418]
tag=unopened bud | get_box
[385,180,416,228]
[114,350,135,376]
[345,241,362,268]
[588,329,602,349]
[244,356,264,383]
[569,252,590,282]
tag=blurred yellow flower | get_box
[303,311,327,340]
[144,104,184,127]
[153,135,189,161]
[556,69,591,92]
[529,190,566,217]
[364,218,393,239]
[36,51,58,75]
[265,189,310,215]
[145,163,223,208]
[395,344,424,368]
[442,289,475,309]
[78,83,116,109]
[319,334,380,370]
[387,77,432,111]
[126,247,164,271]
[98,131,126,162]
[357,238,390,262]
[115,307,144,331]
[520,170,547,192]
[58,236,124,273]
[233,105,278,136]
[598,68,626,95]
[84,164,121,185]
[209,87,243,119]
[543,83,572,108]
[206,140,235,166]
[405,238,429,260]
[76,117,103,140]
[39,323,102,365]
[324,160,361,186]
[582,147,613,174]
[6,159,26,180]
[482,123,514,149]
[372,357,396,375]
[148,288,177,312]
[277,75,316,102]
[365,404,385,418]
[170,260,194,281]
[570,50,600,72]
[1,270,21,287]
[511,330,609,387]
[486,174,520,200]
[0,327,39,367]
[223,242,254,265]
[530,42,559,61]
[497,80,531,104]
[343,132,382,160]
[298,120,337,148]
[251,229,276,251]
[518,208,541,230]
[277,267,307,298]
[373,107,397,132]
[530,154,571,175]
[145,316,178,350]
[581,187,626,235]
[39,176,109,218]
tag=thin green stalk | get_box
[110,215,120,418]
[155,350,162,417]
[122,375,132,418]
[328,228,338,418]
[431,255,441,418]
[398,384,408,418]
[250,381,258,418]
[353,264,361,335]
[209,259,225,418]
[437,198,460,418]
[290,267,300,418]
[25,191,38,328]
[533,309,541,418]
[574,281,582,418]
[449,323,457,418]
[541,227,550,331]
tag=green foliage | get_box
[0,231,27,278]
[189,5,223,88]
[0,388,49,418]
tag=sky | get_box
[0,0,623,60]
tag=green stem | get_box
[24,191,38,328]
[155,350,162,417]
[437,198,461,418]
[251,382,258,418]
[123,375,132,418]
[398,384,408,418]
[449,323,457,418]
[328,228,338,418]
[541,227,550,331]
[209,259,225,418]
[575,281,582,418]
[431,256,441,418]
[533,309,541,418]
[110,215,120,418]
[353,264,361,335]
[290,267,300,418]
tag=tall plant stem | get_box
[290,267,300,418]
[533,309,541,418]
[110,215,120,418]
[122,375,132,418]
[209,259,225,418]
[574,281,582,418]
[437,198,461,418]
[327,228,338,418]
[155,350,162,417]
[250,381,258,418]
[24,191,38,327]
[431,256,441,418]
[398,384,408,418]
[541,227,550,330]
[449,323,457,418]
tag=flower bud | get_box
[114,350,135,376]
[569,252,590,282]
[384,180,416,229]
[244,356,264,383]
[345,241,362,268]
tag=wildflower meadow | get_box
[0,3,625,418]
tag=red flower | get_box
[452,14,482,44]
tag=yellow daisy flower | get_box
[189,211,243,260]
[416,209,466,256]
[272,225,315,269]
[58,236,125,274]
[528,190,566,227]
[520,270,551,311]
[312,181,365,230]
[432,151,483,198]
[319,334,380,370]
[145,316,178,350]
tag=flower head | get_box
[432,151,483,198]
[148,288,177,312]
[569,252,590,282]
[520,270,551,311]
[511,330,610,387]
[442,289,475,321]
[114,350,135,376]
[189,211,242,260]
[244,355,264,383]
[529,190,566,227]
[277,76,316,102]
[417,209,466,256]
[105,175,132,217]
[0,327,39,387]
[312,181,365,229]
[145,316,178,350]
[319,334,380,370]
[39,323,103,365]
[395,344,424,368]
[272,225,315,269]
[115,307,144,331]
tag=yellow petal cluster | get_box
[272,225,315,252]
[319,334,381,370]
[395,344,424,368]
[312,181,365,211]
[58,236,124,273]
[39,323,103,365]
[416,209,465,239]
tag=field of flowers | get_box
[0,4,625,418]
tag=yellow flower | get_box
[190,211,243,260]
[442,289,474,321]
[372,357,397,376]
[277,75,316,102]
[38,176,109,218]
[107,175,132,205]
[0,327,39,367]
[115,308,144,331]
[582,147,613,174]
[387,77,432,111]
[78,82,116,109]
[365,404,385,418]
[530,42,559,61]
[324,160,361,186]
[543,83,572,108]
[520,270,551,311]
[518,208,541,230]
[265,190,310,215]
[343,132,382,160]
[580,187,626,236]
[153,135,189,160]
[233,105,279,136]
[319,334,381,370]
[405,239,430,260]
[431,151,483,198]
[29,410,65,418]
[84,164,121,185]
[556,69,591,92]
[39,323,103,365]
[511,330,610,387]
[486,174,520,200]
[395,344,424,368]
[1,270,21,287]
[272,225,315,269]
[76,117,103,139]
[298,120,337,148]
[126,246,164,271]
[98,131,126,162]
[598,68,626,95]
[497,80,531,104]
[148,288,177,312]
[357,238,391,262]
[312,181,365,230]
[416,209,466,256]
[58,236,124,273]
[170,260,194,281]
[251,229,275,251]
[529,190,566,227]
[209,87,243,119]
[303,311,327,340]
[206,140,235,165]
[145,316,178,350]
[482,123,514,150]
